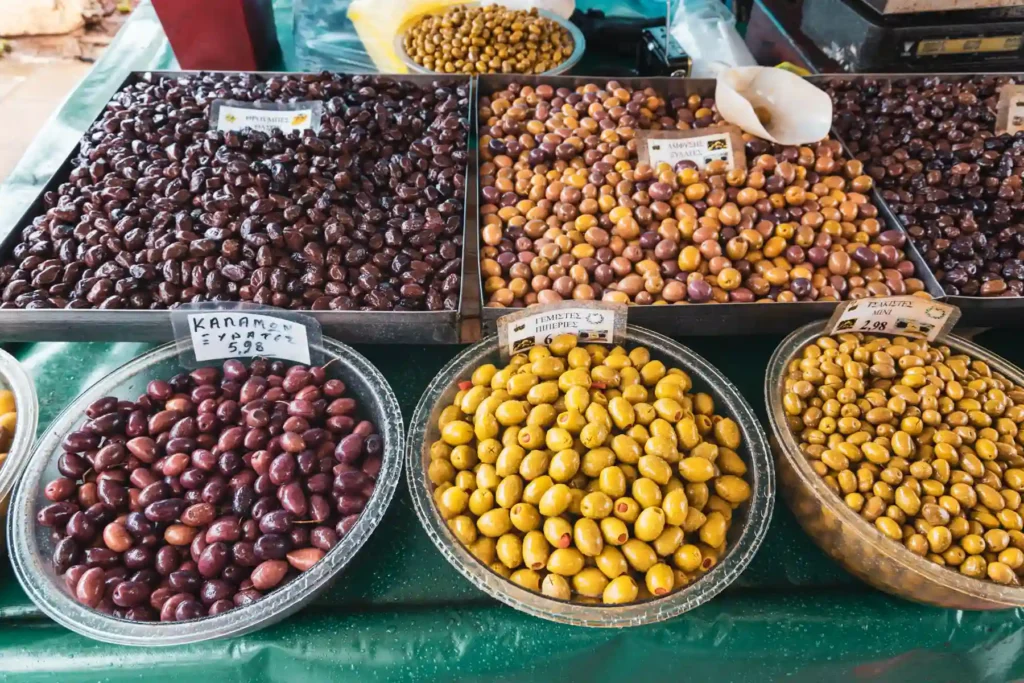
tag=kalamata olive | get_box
[126,437,157,463]
[168,570,202,594]
[53,537,80,574]
[97,479,129,508]
[76,567,106,607]
[197,542,229,578]
[57,453,88,478]
[250,560,289,590]
[65,511,97,543]
[144,498,186,523]
[336,495,367,517]
[335,434,364,464]
[269,453,296,485]
[208,599,234,616]
[258,510,294,535]
[38,502,78,527]
[227,538,257,567]
[336,514,360,536]
[205,517,242,543]
[199,580,234,605]
[84,547,121,569]
[123,547,154,570]
[86,397,119,419]
[234,589,262,607]
[311,526,338,551]
[87,412,125,437]
[124,512,153,539]
[159,593,190,622]
[254,534,292,561]
[277,481,308,516]
[112,581,151,608]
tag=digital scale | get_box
[798,0,1024,71]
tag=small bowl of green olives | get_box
[407,325,773,627]
[767,321,1024,609]
[395,2,585,76]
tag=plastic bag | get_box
[294,0,470,72]
[668,0,755,78]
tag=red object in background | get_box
[152,0,279,70]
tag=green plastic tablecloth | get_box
[1,2,1023,680]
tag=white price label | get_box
[636,125,746,172]
[825,297,960,342]
[210,99,323,135]
[188,312,311,364]
[496,302,627,360]
[996,84,1024,136]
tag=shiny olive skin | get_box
[429,338,752,604]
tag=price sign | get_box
[187,312,310,364]
[825,297,960,342]
[171,303,323,367]
[496,301,627,360]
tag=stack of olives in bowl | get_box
[478,81,930,309]
[408,327,773,627]
[768,322,1024,608]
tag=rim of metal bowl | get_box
[394,3,585,77]
[9,337,404,646]
[0,347,38,506]
[766,320,1024,607]
[407,325,774,627]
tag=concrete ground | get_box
[0,3,132,181]
[0,59,92,180]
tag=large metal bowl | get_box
[9,336,404,645]
[407,325,774,627]
[766,321,1024,609]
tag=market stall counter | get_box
[2,0,1024,680]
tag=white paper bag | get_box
[715,66,833,146]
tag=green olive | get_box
[573,567,609,597]
[471,537,496,564]
[634,507,667,542]
[621,539,658,572]
[549,449,581,482]
[573,517,604,557]
[478,508,512,538]
[580,491,613,519]
[645,562,675,596]
[632,477,663,509]
[510,568,542,591]
[541,573,572,599]
[679,457,716,483]
[673,543,703,572]
[449,515,477,545]
[662,488,689,526]
[600,516,629,546]
[496,400,527,426]
[543,516,573,549]
[538,483,573,517]
[497,533,523,569]
[547,547,586,576]
[598,465,627,498]
[522,530,551,570]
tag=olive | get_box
[428,341,750,605]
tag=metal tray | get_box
[0,70,474,344]
[809,72,1024,328]
[475,74,945,337]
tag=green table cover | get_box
[0,2,1023,680]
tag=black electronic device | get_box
[638,25,693,76]
[800,0,1024,71]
